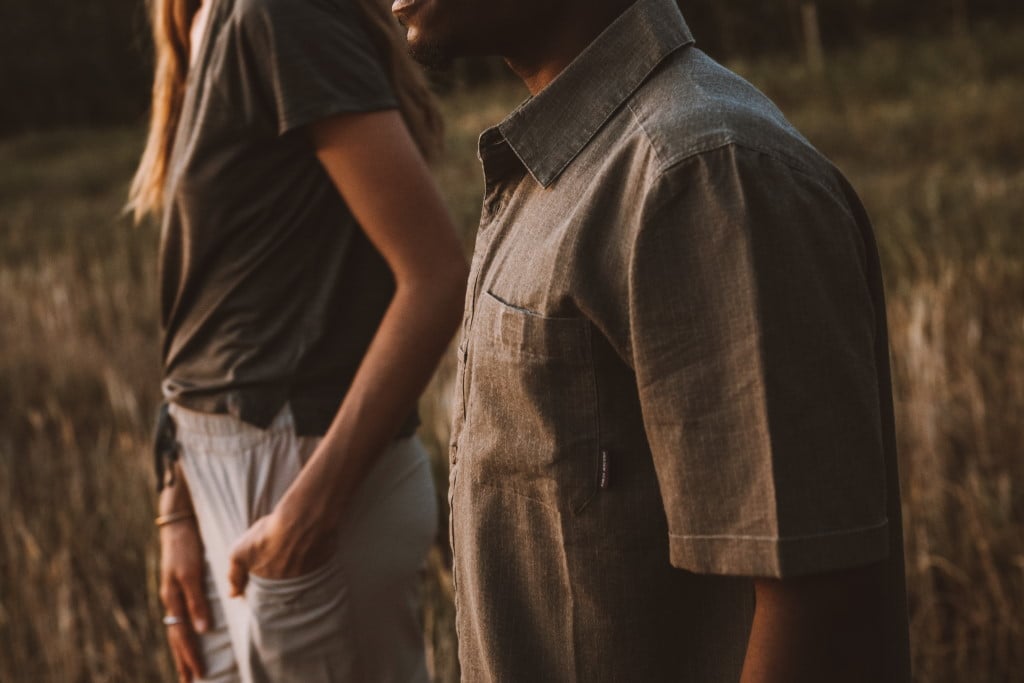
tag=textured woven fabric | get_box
[448,0,911,680]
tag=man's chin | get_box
[394,1,456,69]
[406,35,457,70]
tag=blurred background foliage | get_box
[3,0,1024,134]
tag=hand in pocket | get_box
[228,512,334,596]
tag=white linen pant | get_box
[170,404,437,683]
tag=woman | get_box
[128,0,468,679]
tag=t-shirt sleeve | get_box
[630,144,890,578]
[239,0,398,134]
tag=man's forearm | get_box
[740,564,886,683]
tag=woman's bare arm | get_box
[228,109,468,589]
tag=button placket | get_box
[451,133,521,622]
[458,181,515,440]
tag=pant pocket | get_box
[247,559,335,598]
[246,559,360,683]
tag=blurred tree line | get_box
[1,0,1022,136]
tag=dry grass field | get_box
[1,26,1022,682]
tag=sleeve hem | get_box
[278,98,400,136]
[669,519,890,578]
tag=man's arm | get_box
[621,150,899,677]
[740,563,886,683]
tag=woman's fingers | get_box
[168,624,202,682]
[228,515,277,595]
[161,583,204,681]
[179,565,210,634]
[170,641,192,683]
[157,507,209,680]
[161,573,207,679]
[228,534,252,597]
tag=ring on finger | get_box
[163,615,186,627]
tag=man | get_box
[393,0,911,680]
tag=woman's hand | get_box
[159,520,210,683]
[227,511,334,596]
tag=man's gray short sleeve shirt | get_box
[449,0,911,680]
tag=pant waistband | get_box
[168,402,295,439]
[154,402,298,491]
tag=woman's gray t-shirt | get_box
[159,0,410,435]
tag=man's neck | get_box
[505,0,636,95]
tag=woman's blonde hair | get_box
[127,0,444,223]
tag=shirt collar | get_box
[483,0,695,188]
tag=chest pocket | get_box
[462,290,600,513]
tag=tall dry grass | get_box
[1,26,1022,682]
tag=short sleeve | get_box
[239,0,398,134]
[630,144,890,578]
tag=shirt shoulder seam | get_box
[652,139,851,211]
[624,100,666,168]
